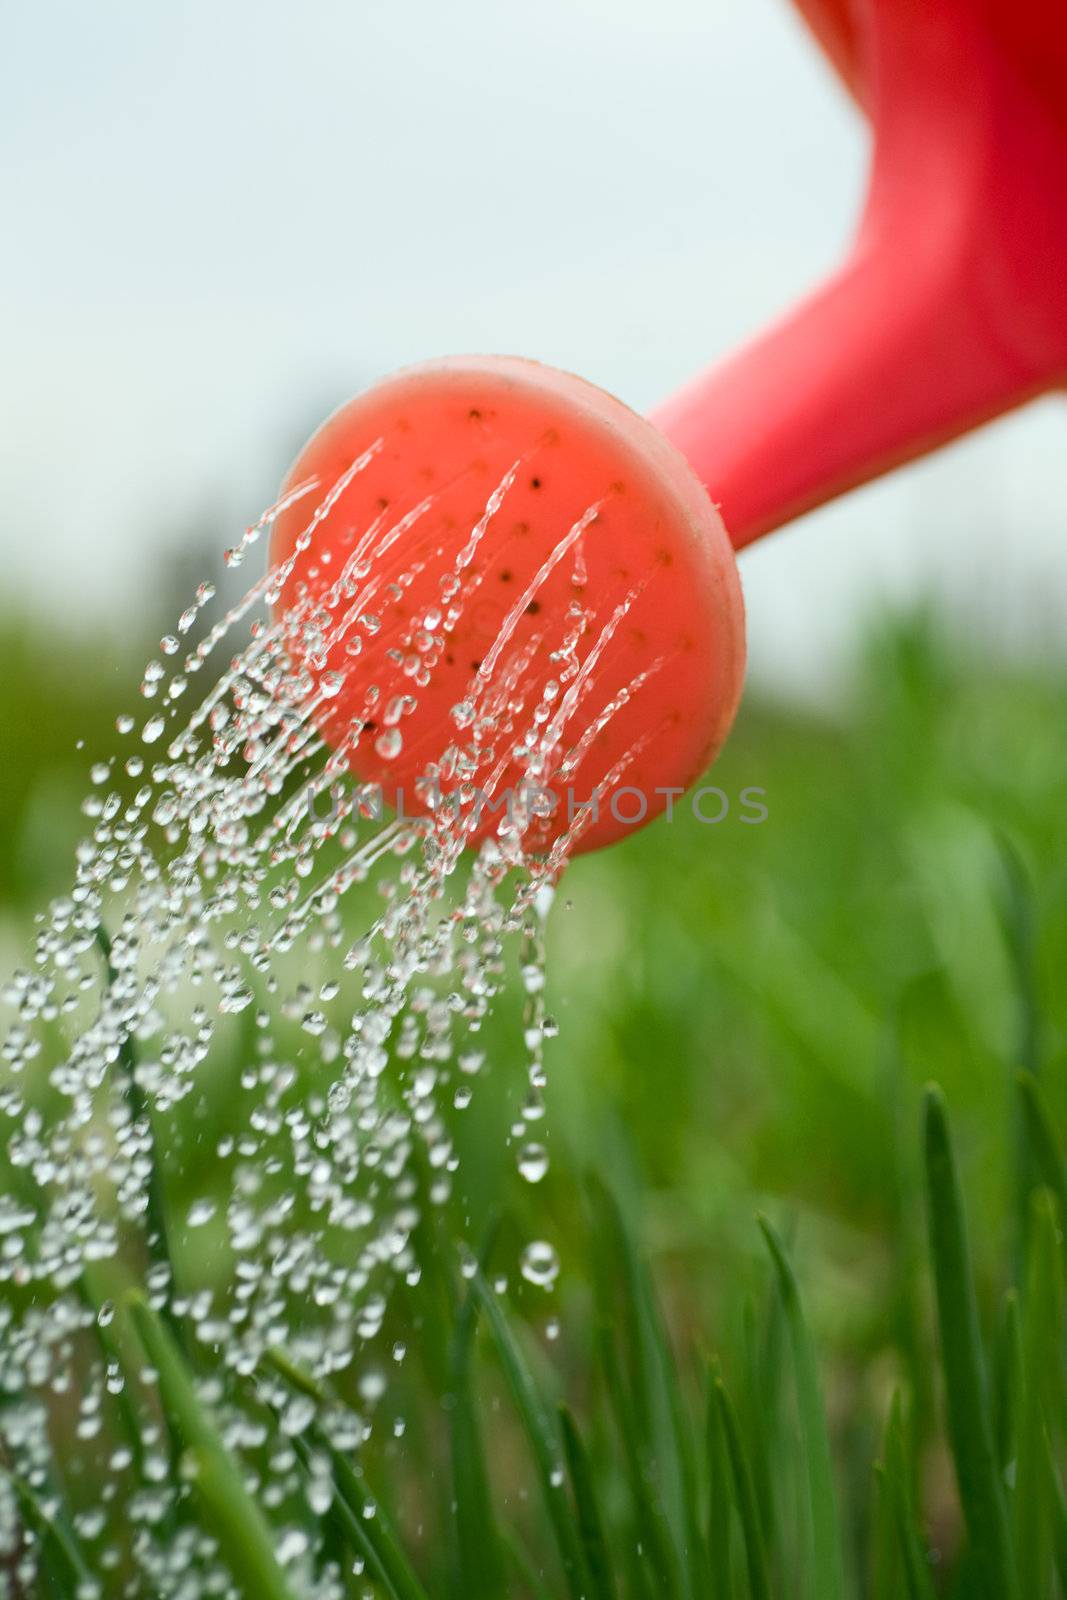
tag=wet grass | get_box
[3,605,1067,1594]
[21,1071,1067,1598]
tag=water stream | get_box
[0,437,661,1595]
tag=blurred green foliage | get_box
[0,620,135,907]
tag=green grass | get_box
[11,1072,1067,1597]
[3,604,1067,1595]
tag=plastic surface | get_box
[651,0,1067,548]
[271,356,745,854]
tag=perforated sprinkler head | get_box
[270,356,745,856]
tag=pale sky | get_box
[3,0,1065,695]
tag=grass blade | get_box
[869,1464,898,1600]
[96,926,181,1340]
[316,1444,429,1600]
[79,1272,146,1477]
[740,1291,781,1571]
[7,1470,92,1597]
[449,1222,506,1597]
[290,1434,396,1596]
[262,1347,429,1600]
[646,1288,706,1598]
[1014,1188,1062,1598]
[882,1393,935,1600]
[705,1365,733,1600]
[714,1377,771,1600]
[263,1344,327,1401]
[560,1404,617,1600]
[470,1271,588,1600]
[594,1316,674,1600]
[757,1215,845,1600]
[922,1085,1017,1600]
[587,1177,691,1596]
[450,1349,506,1597]
[1017,1072,1067,1237]
[1043,1429,1067,1599]
[992,1291,1022,1477]
[125,1294,297,1600]
[183,1448,305,1600]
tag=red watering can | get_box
[271,0,1067,852]
[656,0,1067,544]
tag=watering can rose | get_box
[271,356,745,856]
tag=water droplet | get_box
[521,962,545,995]
[276,1527,309,1565]
[281,1396,316,1436]
[308,1476,333,1516]
[517,1142,549,1183]
[520,1240,559,1290]
[220,983,254,1014]
[359,1370,386,1403]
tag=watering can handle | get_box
[650,0,1067,549]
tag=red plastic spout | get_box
[651,0,1067,550]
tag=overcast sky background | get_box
[3,0,1065,697]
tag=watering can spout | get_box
[651,0,1067,550]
